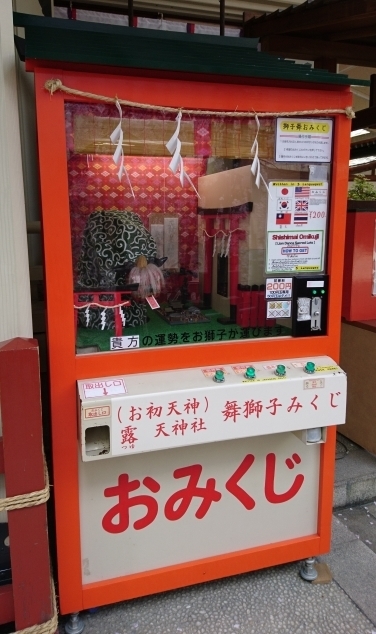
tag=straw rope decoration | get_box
[45,78,354,198]
[0,457,50,512]
[45,79,355,119]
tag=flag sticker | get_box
[277,198,292,211]
[276,213,292,225]
[295,200,309,211]
[295,186,310,197]
[267,181,328,273]
[294,214,308,224]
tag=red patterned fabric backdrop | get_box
[68,154,206,288]
[66,102,211,297]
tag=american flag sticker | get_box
[295,186,310,197]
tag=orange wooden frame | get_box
[33,65,351,615]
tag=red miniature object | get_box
[74,291,131,337]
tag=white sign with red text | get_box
[77,356,346,462]
[266,278,293,299]
[79,433,320,583]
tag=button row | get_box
[213,362,316,382]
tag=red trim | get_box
[26,60,352,95]
[82,534,320,608]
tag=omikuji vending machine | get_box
[18,13,353,623]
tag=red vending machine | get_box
[17,12,355,625]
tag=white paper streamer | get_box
[119,305,126,326]
[225,233,231,257]
[100,308,107,330]
[84,306,90,326]
[212,233,217,257]
[110,100,135,197]
[220,233,226,257]
[165,111,200,198]
[250,115,272,198]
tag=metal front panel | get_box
[79,432,320,584]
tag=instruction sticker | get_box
[276,118,333,163]
[83,379,126,399]
[266,278,293,299]
[267,301,291,319]
[202,367,227,378]
[266,181,328,273]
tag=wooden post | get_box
[220,0,225,36]
[129,0,135,27]
[0,338,53,630]
[369,74,376,108]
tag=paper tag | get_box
[231,365,248,375]
[83,379,126,399]
[84,406,111,419]
[304,378,325,389]
[202,367,227,378]
[146,295,160,309]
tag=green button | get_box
[244,367,256,380]
[213,369,225,383]
[304,361,316,374]
[312,289,317,295]
[275,364,286,377]
[321,289,326,294]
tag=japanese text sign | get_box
[275,118,333,163]
[79,434,320,583]
[77,356,346,462]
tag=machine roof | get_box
[13,12,368,87]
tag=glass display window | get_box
[65,102,332,354]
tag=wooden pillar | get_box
[0,0,32,341]
[128,0,135,27]
[0,338,53,629]
[220,0,225,36]
[369,74,376,108]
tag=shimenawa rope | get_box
[44,78,355,119]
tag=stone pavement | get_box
[59,434,376,634]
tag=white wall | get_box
[0,0,32,343]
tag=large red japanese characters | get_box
[102,452,304,533]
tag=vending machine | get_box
[19,13,353,623]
